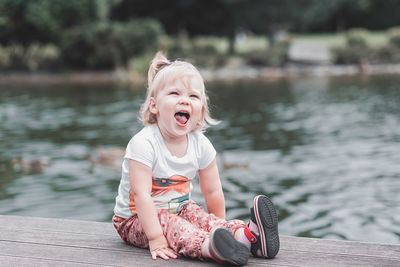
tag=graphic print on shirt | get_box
[129,175,192,214]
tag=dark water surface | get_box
[1,76,399,244]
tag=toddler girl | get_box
[113,51,279,265]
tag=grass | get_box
[187,30,390,55]
[291,33,346,47]
[235,36,269,53]
[191,36,269,54]
[292,31,388,48]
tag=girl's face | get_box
[149,75,204,140]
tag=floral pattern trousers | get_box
[112,200,246,259]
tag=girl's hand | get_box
[149,235,178,260]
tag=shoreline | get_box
[1,63,400,86]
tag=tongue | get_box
[175,114,188,124]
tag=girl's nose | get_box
[179,97,189,105]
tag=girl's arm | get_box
[129,160,177,260]
[198,158,226,218]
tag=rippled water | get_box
[1,76,400,244]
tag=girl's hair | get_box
[140,51,219,131]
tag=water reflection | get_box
[0,76,399,244]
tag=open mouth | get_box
[174,111,190,125]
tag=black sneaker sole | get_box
[252,195,280,258]
[210,228,250,266]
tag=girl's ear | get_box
[149,97,158,114]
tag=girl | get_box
[113,52,279,265]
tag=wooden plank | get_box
[1,239,399,267]
[0,215,115,235]
[0,255,114,267]
[1,215,400,267]
[2,225,399,262]
[0,227,127,251]
[269,248,400,267]
[1,227,400,262]
[0,241,210,267]
[282,236,400,259]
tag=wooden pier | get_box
[1,215,399,266]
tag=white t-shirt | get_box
[114,124,216,218]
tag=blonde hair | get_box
[140,51,219,131]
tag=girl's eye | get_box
[190,94,200,99]
[169,91,178,95]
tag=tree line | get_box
[2,0,400,45]
[1,0,400,70]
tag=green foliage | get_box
[241,39,290,67]
[3,0,400,48]
[332,28,370,64]
[0,0,119,45]
[0,43,60,71]
[110,0,232,36]
[134,35,225,69]
[190,38,225,67]
[2,0,400,71]
[162,35,226,68]
[388,26,400,48]
[128,53,154,77]
[372,45,400,63]
[370,27,400,63]
[332,27,400,64]
[60,19,163,69]
[165,34,193,60]
[332,46,370,64]
[346,28,369,47]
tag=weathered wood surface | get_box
[1,215,399,267]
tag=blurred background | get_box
[1,0,400,244]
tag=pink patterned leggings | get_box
[112,200,246,259]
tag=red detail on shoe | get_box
[244,226,257,244]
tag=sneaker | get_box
[249,195,280,258]
[209,228,250,266]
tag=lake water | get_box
[1,75,400,244]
